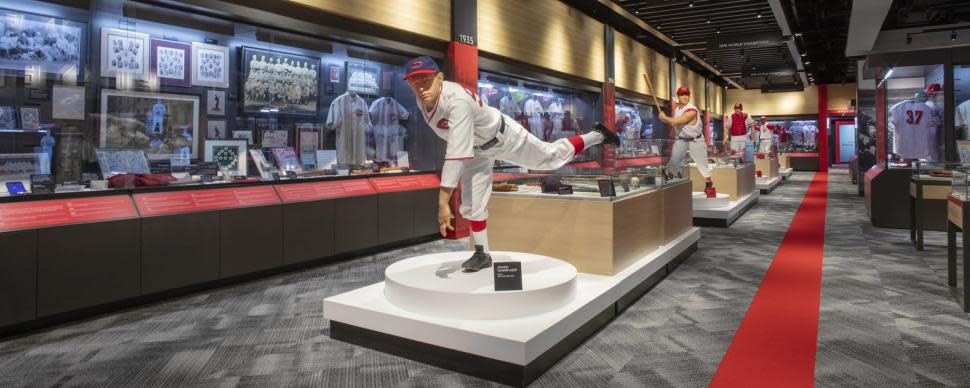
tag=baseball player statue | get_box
[757,116,774,154]
[724,102,754,160]
[403,56,620,272]
[660,86,715,196]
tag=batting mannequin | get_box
[662,86,714,192]
[404,56,620,271]
[757,116,774,154]
[724,102,754,158]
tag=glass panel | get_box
[885,64,944,167]
[0,0,441,197]
[956,64,970,162]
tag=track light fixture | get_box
[952,30,957,41]
[906,34,912,44]
[689,1,694,8]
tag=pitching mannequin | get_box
[661,86,714,192]
[404,56,620,272]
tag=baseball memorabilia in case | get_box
[206,89,226,115]
[95,149,150,178]
[19,107,40,130]
[150,39,190,87]
[52,85,85,120]
[262,129,288,148]
[191,42,229,88]
[100,28,150,80]
[0,106,16,128]
[207,119,227,139]
[99,89,200,160]
[0,9,85,80]
[297,124,321,168]
[233,130,253,144]
[271,147,303,174]
[241,46,320,115]
[250,149,277,179]
[346,61,380,95]
[205,139,247,176]
[0,152,50,180]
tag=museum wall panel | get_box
[614,32,670,101]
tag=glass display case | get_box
[492,139,685,201]
[912,161,960,181]
[706,141,744,167]
[955,64,970,161]
[883,64,945,167]
[952,170,969,200]
[614,98,669,153]
[0,0,441,197]
[764,119,819,152]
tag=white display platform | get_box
[384,252,577,320]
[780,168,793,179]
[324,227,700,367]
[692,191,759,227]
[691,192,730,209]
[756,176,783,193]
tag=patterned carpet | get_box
[1,171,970,387]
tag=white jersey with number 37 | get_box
[890,100,935,159]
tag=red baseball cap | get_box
[676,86,690,96]
[734,102,743,110]
[926,83,942,96]
[403,56,440,80]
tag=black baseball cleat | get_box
[462,245,493,272]
[592,123,622,147]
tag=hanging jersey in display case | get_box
[326,92,372,165]
[369,97,410,163]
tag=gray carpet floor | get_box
[1,171,970,387]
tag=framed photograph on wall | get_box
[958,140,970,163]
[207,119,227,139]
[262,129,288,148]
[206,89,226,115]
[0,106,17,129]
[0,152,50,181]
[94,149,150,178]
[0,9,86,81]
[19,107,39,130]
[150,39,190,87]
[99,89,200,160]
[191,42,229,88]
[205,139,247,176]
[52,85,85,120]
[100,28,150,81]
[241,46,320,115]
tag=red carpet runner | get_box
[710,172,829,388]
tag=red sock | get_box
[567,136,585,153]
[469,219,487,232]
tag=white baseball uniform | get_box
[420,81,598,221]
[523,98,544,139]
[547,100,565,138]
[369,97,410,162]
[957,100,970,140]
[499,95,521,117]
[758,123,773,153]
[326,92,371,165]
[666,102,711,178]
[890,100,936,159]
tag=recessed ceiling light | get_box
[707,18,711,23]
[757,12,762,18]
[804,60,811,65]
[952,30,957,41]
[689,1,694,8]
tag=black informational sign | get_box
[742,66,796,78]
[597,179,616,197]
[451,0,477,46]
[30,174,53,194]
[493,262,522,291]
[707,32,784,50]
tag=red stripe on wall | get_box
[710,172,829,388]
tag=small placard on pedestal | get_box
[493,262,523,291]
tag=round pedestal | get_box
[384,251,577,320]
[692,192,731,209]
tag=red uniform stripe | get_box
[468,219,487,232]
[567,135,585,154]
[710,172,829,388]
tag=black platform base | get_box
[330,242,698,387]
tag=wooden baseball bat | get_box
[641,73,665,114]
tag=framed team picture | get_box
[19,107,39,130]
[241,46,319,115]
[52,85,85,120]
[0,8,86,82]
[191,42,229,88]
[150,39,190,87]
[0,106,17,129]
[204,139,247,176]
[94,149,150,178]
[207,119,227,139]
[100,28,150,80]
[99,89,200,160]
[206,89,226,115]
